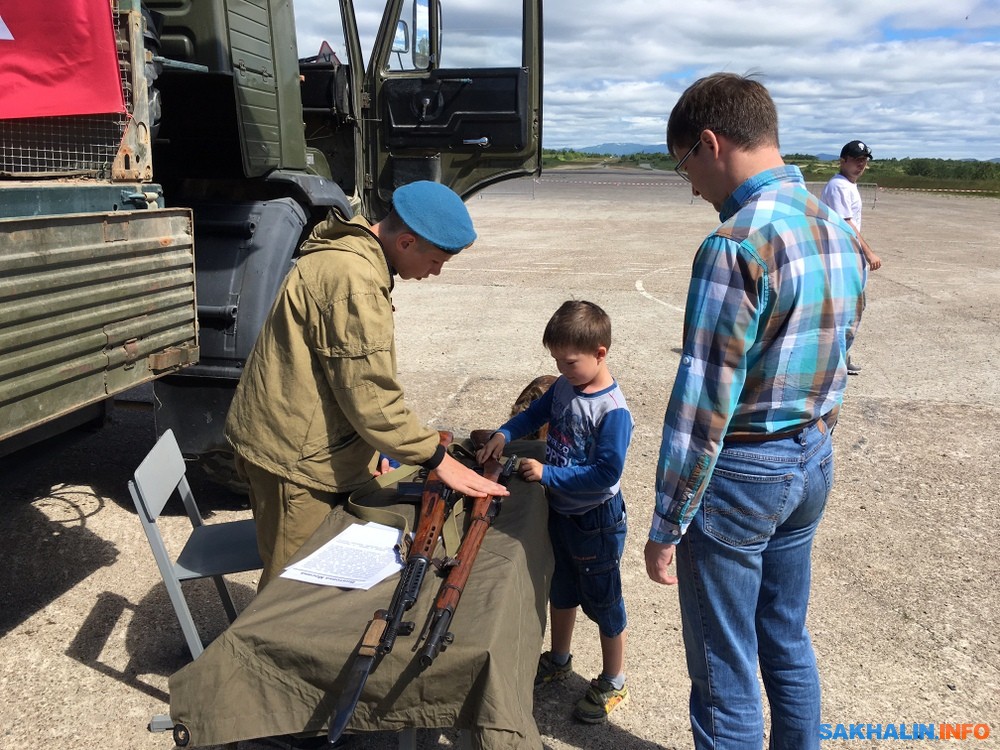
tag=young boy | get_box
[820,139,882,375]
[477,300,634,723]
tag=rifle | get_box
[328,431,458,744]
[414,454,518,670]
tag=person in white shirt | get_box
[821,140,882,374]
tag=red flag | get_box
[0,1,125,119]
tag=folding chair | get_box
[128,428,262,659]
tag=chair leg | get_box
[163,578,205,659]
[211,574,240,622]
[148,714,174,732]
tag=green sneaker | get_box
[572,676,629,723]
[534,651,573,686]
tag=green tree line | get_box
[542,149,1000,195]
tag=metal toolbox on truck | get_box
[0,208,198,444]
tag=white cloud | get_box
[293,0,1000,159]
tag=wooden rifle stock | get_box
[327,431,455,743]
[370,430,455,655]
[414,454,518,670]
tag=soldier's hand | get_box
[436,452,508,498]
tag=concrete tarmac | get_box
[2,169,998,749]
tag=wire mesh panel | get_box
[0,115,129,176]
[0,2,131,177]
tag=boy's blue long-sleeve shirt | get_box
[650,166,866,545]
[497,377,633,515]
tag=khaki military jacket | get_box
[224,213,440,492]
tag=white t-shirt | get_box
[820,173,863,229]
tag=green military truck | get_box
[0,0,543,470]
[0,0,199,455]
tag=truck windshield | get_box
[295,3,351,68]
[295,0,524,73]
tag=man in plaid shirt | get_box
[644,73,866,750]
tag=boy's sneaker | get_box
[573,676,629,724]
[846,356,862,375]
[534,651,572,686]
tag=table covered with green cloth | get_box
[168,440,552,749]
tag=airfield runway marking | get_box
[537,179,684,187]
[635,279,685,312]
[454,267,627,276]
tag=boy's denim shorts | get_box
[547,492,627,638]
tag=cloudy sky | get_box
[295,0,1000,160]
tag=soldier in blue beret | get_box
[226,181,505,589]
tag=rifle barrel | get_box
[327,431,454,743]
[415,455,516,670]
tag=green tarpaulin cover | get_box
[169,441,552,749]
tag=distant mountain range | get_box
[570,143,1000,162]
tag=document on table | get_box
[280,522,404,589]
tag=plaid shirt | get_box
[650,166,866,544]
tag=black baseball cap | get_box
[841,140,873,159]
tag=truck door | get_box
[363,0,542,213]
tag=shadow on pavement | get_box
[66,578,257,705]
[0,487,120,637]
[535,672,676,749]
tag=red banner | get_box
[0,1,125,120]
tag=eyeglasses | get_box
[674,141,701,182]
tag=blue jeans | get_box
[548,492,628,638]
[677,421,834,750]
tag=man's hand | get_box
[436,452,509,498]
[644,539,678,585]
[475,432,506,466]
[859,237,881,271]
[518,457,544,483]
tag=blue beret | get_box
[391,181,476,253]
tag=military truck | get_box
[0,0,543,471]
[0,0,199,456]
